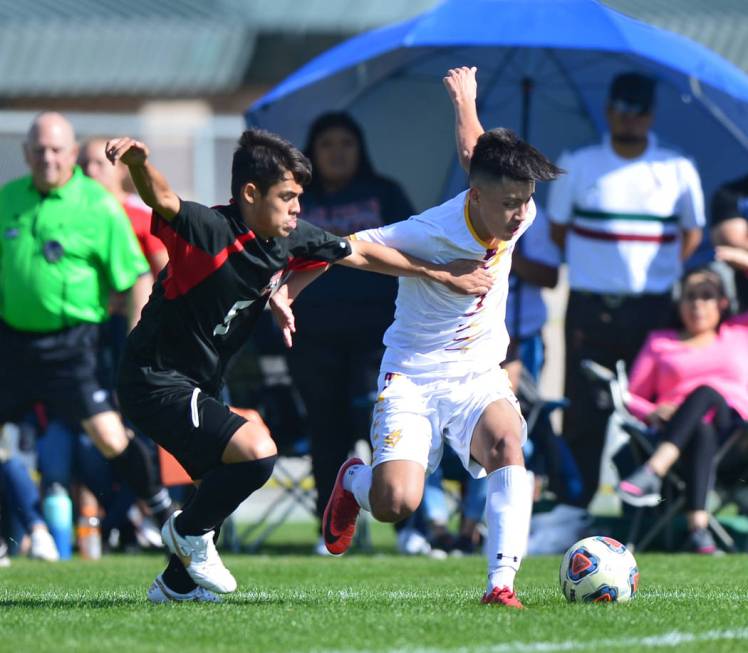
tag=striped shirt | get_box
[547,134,704,294]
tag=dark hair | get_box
[231,128,312,202]
[303,112,376,190]
[671,263,736,329]
[469,128,564,185]
[608,72,656,114]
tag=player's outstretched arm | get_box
[443,66,484,172]
[339,239,492,296]
[105,137,180,220]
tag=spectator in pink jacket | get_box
[616,264,748,553]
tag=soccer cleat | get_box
[322,457,364,555]
[0,536,10,568]
[161,511,237,594]
[481,586,524,609]
[616,466,662,507]
[128,505,164,549]
[29,528,60,562]
[396,527,432,556]
[147,574,221,604]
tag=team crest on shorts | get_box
[383,429,402,448]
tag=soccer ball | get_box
[559,536,639,603]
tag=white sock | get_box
[342,464,372,512]
[485,465,532,593]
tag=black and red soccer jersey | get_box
[124,200,351,393]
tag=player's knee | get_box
[370,485,419,522]
[249,434,278,460]
[242,434,277,461]
[223,429,277,463]
[483,432,524,472]
[84,422,128,458]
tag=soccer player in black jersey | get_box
[106,128,493,602]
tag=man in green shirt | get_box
[0,112,173,526]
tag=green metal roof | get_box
[603,0,748,74]
[0,1,746,97]
[0,0,441,97]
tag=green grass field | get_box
[1,524,747,653]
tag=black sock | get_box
[176,456,276,536]
[162,554,197,594]
[110,438,173,524]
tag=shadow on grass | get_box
[225,543,395,556]
[0,596,144,609]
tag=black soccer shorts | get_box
[116,361,246,479]
[0,320,116,427]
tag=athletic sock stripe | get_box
[147,488,173,512]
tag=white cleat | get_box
[161,511,237,594]
[147,574,221,603]
[29,528,60,562]
[396,528,432,556]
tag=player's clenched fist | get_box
[443,66,478,107]
[105,137,150,167]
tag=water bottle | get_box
[42,483,73,560]
[77,504,102,561]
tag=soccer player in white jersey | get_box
[280,67,562,608]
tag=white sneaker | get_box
[29,528,60,562]
[0,537,10,567]
[128,505,164,549]
[396,528,432,556]
[147,574,221,604]
[161,511,237,594]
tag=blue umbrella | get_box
[247,0,748,211]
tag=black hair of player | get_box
[469,128,564,185]
[231,128,312,202]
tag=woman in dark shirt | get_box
[287,112,414,553]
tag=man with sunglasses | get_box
[546,72,706,511]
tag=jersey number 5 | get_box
[213,299,253,336]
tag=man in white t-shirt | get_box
[295,67,562,608]
[546,72,705,509]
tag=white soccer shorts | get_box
[369,367,527,479]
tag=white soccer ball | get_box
[559,535,639,603]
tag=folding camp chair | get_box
[227,353,372,553]
[227,354,318,552]
[581,359,745,552]
[515,368,581,506]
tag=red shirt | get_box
[123,195,167,276]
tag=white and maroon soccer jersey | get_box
[125,200,351,394]
[547,133,705,294]
[352,190,535,379]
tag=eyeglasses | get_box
[682,289,721,303]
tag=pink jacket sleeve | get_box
[626,334,659,421]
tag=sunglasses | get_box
[609,100,651,116]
